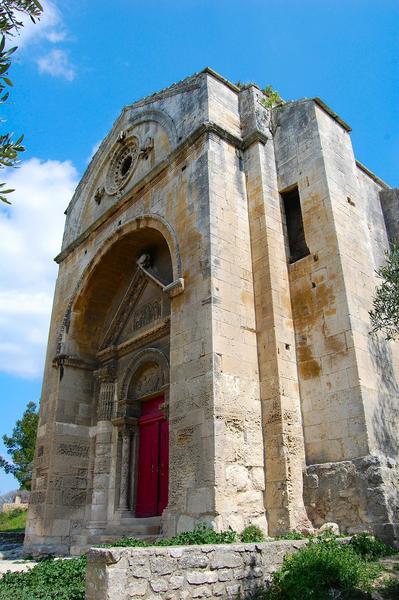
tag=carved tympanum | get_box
[133,364,164,399]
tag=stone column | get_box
[112,417,138,515]
[89,363,116,527]
[119,428,131,510]
[97,380,116,421]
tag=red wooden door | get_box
[158,419,169,515]
[135,396,169,518]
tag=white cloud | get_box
[11,1,75,80]
[0,158,79,378]
[13,1,65,48]
[36,48,75,81]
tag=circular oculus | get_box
[105,137,139,194]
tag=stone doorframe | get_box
[111,347,170,516]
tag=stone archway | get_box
[51,222,176,538]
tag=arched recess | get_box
[115,347,170,518]
[55,214,182,359]
[128,108,179,148]
[120,347,170,403]
[56,217,175,524]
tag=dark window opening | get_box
[281,186,310,263]
[121,155,132,177]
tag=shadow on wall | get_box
[368,334,399,458]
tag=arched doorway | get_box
[63,224,175,533]
[117,348,170,518]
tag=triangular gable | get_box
[100,268,147,350]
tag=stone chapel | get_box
[24,68,399,556]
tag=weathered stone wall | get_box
[304,453,399,543]
[239,86,309,535]
[380,188,399,242]
[85,540,309,600]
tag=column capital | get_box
[94,361,117,383]
[112,417,138,431]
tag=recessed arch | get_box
[128,108,178,148]
[57,213,182,358]
[55,214,181,358]
[120,347,169,403]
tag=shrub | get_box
[240,525,265,543]
[0,507,27,532]
[274,530,306,541]
[0,556,87,600]
[106,523,237,548]
[263,536,381,599]
[350,533,398,560]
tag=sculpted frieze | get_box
[57,443,89,458]
[133,299,162,331]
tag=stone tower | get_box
[24,69,399,556]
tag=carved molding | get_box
[55,213,182,359]
[133,299,162,332]
[128,108,178,147]
[52,354,95,371]
[100,268,147,350]
[134,364,164,399]
[93,361,117,382]
[163,277,184,297]
[105,136,140,196]
[97,317,170,361]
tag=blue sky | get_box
[0,0,398,494]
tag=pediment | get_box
[62,108,178,250]
[99,269,169,351]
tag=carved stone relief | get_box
[133,299,162,331]
[133,364,164,399]
[57,443,90,458]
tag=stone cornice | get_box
[97,317,170,361]
[313,97,351,132]
[356,160,390,190]
[52,354,95,371]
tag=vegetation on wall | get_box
[259,85,284,109]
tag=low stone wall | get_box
[86,539,308,600]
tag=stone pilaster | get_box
[239,87,309,534]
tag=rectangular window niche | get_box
[281,186,310,263]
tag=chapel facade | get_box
[24,69,399,556]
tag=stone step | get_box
[105,524,161,536]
